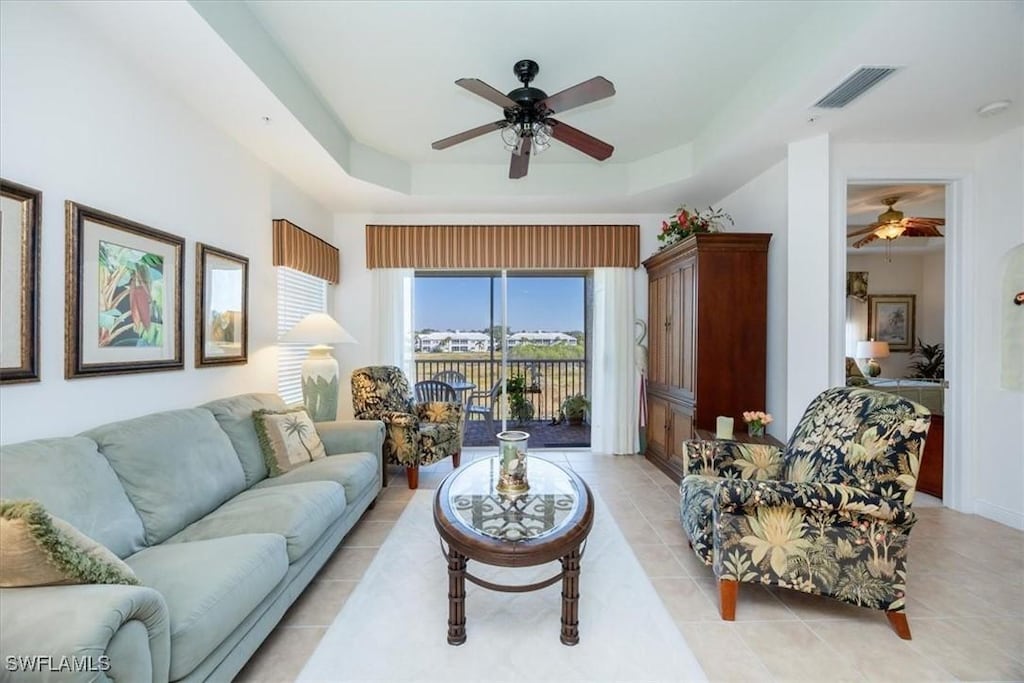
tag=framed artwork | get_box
[65,201,184,378]
[195,243,249,367]
[846,271,869,301]
[0,179,41,384]
[867,294,916,352]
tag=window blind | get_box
[277,267,327,405]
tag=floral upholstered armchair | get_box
[679,386,931,639]
[351,366,463,489]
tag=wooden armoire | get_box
[642,232,772,481]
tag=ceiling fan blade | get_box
[456,78,517,109]
[539,76,615,115]
[846,222,882,237]
[509,137,531,179]
[903,225,945,238]
[548,119,613,160]
[903,217,946,228]
[432,120,507,150]
[852,233,880,248]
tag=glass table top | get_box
[446,457,581,542]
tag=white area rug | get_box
[298,490,706,683]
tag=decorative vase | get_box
[496,430,530,494]
[748,423,766,437]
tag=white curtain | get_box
[371,268,415,380]
[591,268,638,454]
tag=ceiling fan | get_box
[431,59,615,179]
[847,196,945,248]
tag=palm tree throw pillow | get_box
[0,500,139,587]
[253,407,327,476]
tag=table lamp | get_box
[281,313,357,421]
[856,339,890,378]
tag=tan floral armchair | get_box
[351,366,462,489]
[679,386,931,638]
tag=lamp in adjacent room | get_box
[856,339,890,378]
[281,313,357,422]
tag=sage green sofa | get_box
[0,393,384,682]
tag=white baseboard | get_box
[973,499,1024,530]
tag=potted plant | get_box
[657,204,734,248]
[908,338,944,379]
[560,394,590,426]
[503,374,535,425]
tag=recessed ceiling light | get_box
[977,100,1012,117]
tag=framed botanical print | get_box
[0,179,41,384]
[867,294,916,352]
[195,243,248,367]
[65,201,184,378]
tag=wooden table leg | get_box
[560,547,582,645]
[447,547,467,645]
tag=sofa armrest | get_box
[683,440,785,480]
[0,584,170,682]
[716,479,914,524]
[316,419,384,457]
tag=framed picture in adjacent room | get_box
[65,201,184,378]
[867,294,916,352]
[195,242,249,367]
[0,179,41,384]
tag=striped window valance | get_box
[365,225,639,269]
[273,219,340,284]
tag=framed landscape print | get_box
[195,242,248,367]
[65,201,184,378]
[867,294,916,352]
[0,179,41,384]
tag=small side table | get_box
[694,428,785,449]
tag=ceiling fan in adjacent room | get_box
[847,196,945,249]
[431,59,615,179]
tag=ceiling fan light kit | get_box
[432,59,616,179]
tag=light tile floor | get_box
[237,450,1024,682]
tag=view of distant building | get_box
[415,331,492,353]
[506,331,578,347]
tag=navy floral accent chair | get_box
[679,386,931,639]
[351,365,463,489]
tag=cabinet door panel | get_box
[679,259,696,396]
[648,276,667,386]
[668,406,693,473]
[646,394,669,459]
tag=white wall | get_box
[0,2,332,443]
[714,160,789,438]
[831,132,1024,529]
[331,213,664,419]
[845,251,945,378]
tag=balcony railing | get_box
[414,358,586,422]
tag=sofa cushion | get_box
[0,500,139,587]
[165,482,345,563]
[254,407,326,477]
[201,393,288,486]
[84,409,246,545]
[0,437,146,558]
[252,452,378,508]
[126,534,288,681]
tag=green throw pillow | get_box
[0,499,139,587]
[253,407,326,477]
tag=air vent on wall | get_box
[813,67,899,109]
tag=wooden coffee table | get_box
[433,457,594,646]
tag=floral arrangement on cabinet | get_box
[742,410,773,436]
[658,204,734,247]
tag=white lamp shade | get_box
[856,340,890,359]
[281,313,357,345]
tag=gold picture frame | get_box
[867,294,916,353]
[65,201,184,378]
[195,243,249,367]
[1,179,41,384]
